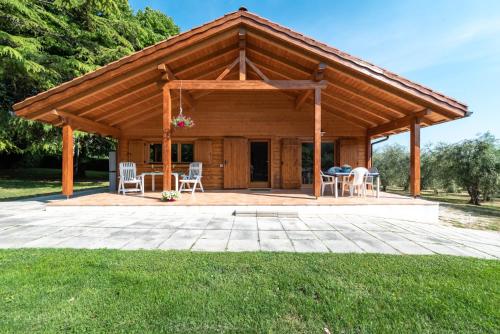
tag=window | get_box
[148,143,194,163]
[301,142,335,184]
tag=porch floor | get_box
[49,189,433,206]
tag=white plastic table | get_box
[328,172,380,198]
[141,172,179,194]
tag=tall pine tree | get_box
[0,0,179,163]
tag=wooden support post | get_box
[410,117,421,197]
[313,87,322,198]
[62,124,74,198]
[239,28,246,80]
[365,136,372,168]
[162,86,172,191]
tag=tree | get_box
[372,144,409,191]
[0,0,179,166]
[435,133,499,205]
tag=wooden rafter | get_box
[77,78,158,117]
[121,107,161,129]
[367,109,431,137]
[245,57,269,81]
[217,57,240,80]
[110,104,158,126]
[51,110,121,138]
[94,93,161,122]
[245,25,464,118]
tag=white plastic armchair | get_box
[118,162,144,195]
[320,171,335,196]
[343,167,369,197]
[179,162,204,194]
[365,167,379,196]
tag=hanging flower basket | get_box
[171,114,194,128]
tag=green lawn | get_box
[0,250,498,333]
[0,168,108,201]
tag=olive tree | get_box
[373,144,409,191]
[436,133,499,205]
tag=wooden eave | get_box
[12,9,468,139]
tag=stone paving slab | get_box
[0,201,498,259]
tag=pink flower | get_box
[178,121,185,127]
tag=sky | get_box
[130,0,500,148]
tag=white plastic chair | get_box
[179,162,204,194]
[342,167,369,197]
[365,167,378,196]
[320,171,335,196]
[118,162,144,195]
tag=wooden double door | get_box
[223,138,270,189]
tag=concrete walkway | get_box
[0,201,498,259]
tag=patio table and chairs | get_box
[140,171,180,194]
[325,166,380,198]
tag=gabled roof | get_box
[13,8,468,138]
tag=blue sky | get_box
[130,0,500,148]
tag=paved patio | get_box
[0,201,498,259]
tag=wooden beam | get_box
[296,63,326,110]
[166,80,327,90]
[313,87,322,198]
[62,124,73,198]
[217,57,240,80]
[313,62,326,81]
[157,63,195,108]
[51,110,121,138]
[410,117,421,197]
[367,109,431,137]
[295,91,311,110]
[239,27,246,80]
[245,57,269,81]
[162,85,172,191]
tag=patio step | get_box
[233,210,298,218]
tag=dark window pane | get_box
[181,143,194,163]
[149,144,162,163]
[301,143,313,184]
[171,144,178,162]
[321,142,334,170]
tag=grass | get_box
[387,187,500,231]
[0,168,108,201]
[0,250,498,333]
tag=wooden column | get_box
[365,136,372,168]
[313,87,322,198]
[410,117,421,197]
[162,85,172,191]
[62,124,74,198]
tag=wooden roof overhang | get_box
[13,9,469,139]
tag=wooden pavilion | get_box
[13,8,469,199]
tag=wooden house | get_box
[12,8,469,198]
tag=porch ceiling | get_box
[13,9,468,139]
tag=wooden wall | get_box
[118,91,367,190]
